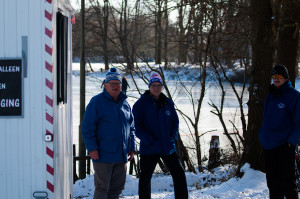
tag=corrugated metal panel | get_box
[0,0,45,198]
[18,1,30,197]
[29,0,46,196]
[53,1,73,197]
[0,1,4,57]
[0,0,73,198]
[0,0,5,196]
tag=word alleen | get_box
[0,99,20,107]
[0,66,21,72]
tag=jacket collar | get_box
[142,90,168,108]
[103,88,127,102]
[269,80,292,97]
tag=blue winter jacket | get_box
[132,91,179,155]
[259,81,300,150]
[81,89,136,163]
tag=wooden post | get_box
[129,157,134,175]
[73,144,79,183]
[87,150,90,175]
[208,135,221,170]
[79,0,86,180]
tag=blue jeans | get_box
[138,152,188,199]
[93,162,127,199]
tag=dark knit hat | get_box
[105,67,121,83]
[272,64,289,79]
[148,71,163,87]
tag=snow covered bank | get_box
[73,164,269,198]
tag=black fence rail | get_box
[73,144,141,183]
[73,144,91,183]
[72,141,217,184]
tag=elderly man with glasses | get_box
[259,64,300,199]
[81,67,136,199]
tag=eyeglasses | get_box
[107,82,121,86]
[150,84,162,88]
[272,75,284,80]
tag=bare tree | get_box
[103,0,109,70]
[274,0,300,86]
[177,0,187,64]
[208,55,247,155]
[129,62,196,173]
[163,0,169,68]
[155,0,163,64]
[243,0,276,172]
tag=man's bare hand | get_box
[128,151,134,161]
[89,150,99,160]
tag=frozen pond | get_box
[72,71,249,160]
[71,63,300,167]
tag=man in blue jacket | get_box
[81,67,136,199]
[133,71,188,199]
[259,64,300,198]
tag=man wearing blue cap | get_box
[81,67,136,199]
[133,71,188,199]
[259,64,300,198]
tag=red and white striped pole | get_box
[44,0,54,198]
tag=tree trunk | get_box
[193,2,201,64]
[178,0,186,64]
[103,0,109,70]
[119,0,134,70]
[276,0,300,87]
[163,0,169,69]
[176,136,196,173]
[155,0,162,64]
[244,0,276,172]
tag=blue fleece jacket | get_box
[259,81,300,150]
[132,91,179,155]
[81,90,136,163]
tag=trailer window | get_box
[56,12,68,104]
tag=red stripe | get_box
[46,147,54,158]
[45,44,52,56]
[46,79,53,90]
[45,61,53,73]
[45,27,52,38]
[46,96,53,107]
[47,164,54,175]
[46,113,53,124]
[45,0,54,195]
[45,10,52,21]
[47,181,54,193]
[46,130,53,136]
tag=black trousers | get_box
[138,152,188,199]
[265,143,298,199]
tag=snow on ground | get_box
[72,62,300,199]
[73,163,269,198]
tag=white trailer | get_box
[0,0,74,198]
